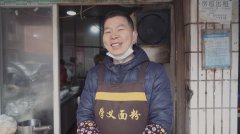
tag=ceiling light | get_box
[15,10,18,16]
[66,10,76,16]
[33,7,39,12]
[33,34,39,38]
[90,25,100,33]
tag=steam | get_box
[5,72,53,125]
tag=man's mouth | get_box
[111,43,121,47]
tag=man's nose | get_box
[110,31,119,39]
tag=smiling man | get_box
[102,14,137,64]
[77,10,173,134]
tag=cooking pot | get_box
[17,119,52,134]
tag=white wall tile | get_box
[199,81,206,108]
[222,81,230,107]
[214,109,222,134]
[231,52,239,80]
[232,0,239,22]
[199,109,206,134]
[207,109,213,134]
[190,0,197,23]
[199,24,206,52]
[223,24,231,29]
[190,109,198,134]
[190,53,198,80]
[215,24,223,29]
[185,25,191,52]
[230,81,238,108]
[214,81,222,108]
[199,53,206,80]
[223,69,230,79]
[232,24,239,51]
[206,70,214,80]
[222,109,230,134]
[186,53,190,80]
[184,3,190,25]
[215,69,223,80]
[207,81,214,108]
[190,24,198,51]
[230,109,238,134]
[190,81,198,108]
[207,24,214,29]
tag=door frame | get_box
[0,1,187,133]
[58,1,186,134]
[173,0,186,134]
[0,8,3,114]
[53,5,61,134]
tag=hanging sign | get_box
[202,30,231,69]
[199,0,232,23]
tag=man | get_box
[77,10,172,134]
[60,59,67,88]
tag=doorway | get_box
[58,3,176,134]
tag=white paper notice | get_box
[199,0,232,23]
[203,32,231,69]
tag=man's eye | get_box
[118,28,124,31]
[104,31,110,34]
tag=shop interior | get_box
[1,2,239,134]
[58,4,172,134]
[0,4,172,134]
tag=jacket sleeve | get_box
[76,67,98,126]
[147,64,173,133]
[143,124,167,134]
[77,121,100,134]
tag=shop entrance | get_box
[0,1,186,134]
[58,3,180,134]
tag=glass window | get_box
[0,7,54,133]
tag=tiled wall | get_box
[185,0,239,134]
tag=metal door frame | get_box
[0,8,3,114]
[52,5,60,134]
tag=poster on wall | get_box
[202,30,231,69]
[199,0,232,23]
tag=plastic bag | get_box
[0,114,17,134]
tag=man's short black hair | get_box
[103,10,134,31]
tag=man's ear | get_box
[132,31,138,44]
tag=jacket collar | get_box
[103,45,149,74]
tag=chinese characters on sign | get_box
[199,0,232,23]
[98,107,141,121]
[202,30,231,69]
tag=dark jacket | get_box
[77,45,173,132]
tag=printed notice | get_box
[203,31,231,69]
[199,0,232,23]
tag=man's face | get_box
[103,16,137,56]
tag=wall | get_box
[184,0,239,134]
